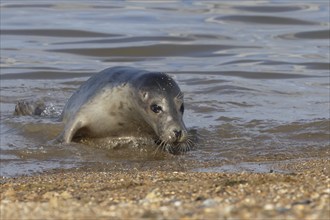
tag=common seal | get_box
[15,66,192,152]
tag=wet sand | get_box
[1,158,329,219]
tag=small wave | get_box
[1,29,120,38]
[213,15,319,25]
[277,30,330,40]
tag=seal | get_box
[13,66,192,152]
[59,66,191,152]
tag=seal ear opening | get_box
[140,91,149,101]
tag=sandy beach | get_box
[1,158,329,219]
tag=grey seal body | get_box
[60,66,188,149]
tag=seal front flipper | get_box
[61,118,87,143]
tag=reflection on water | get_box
[1,0,329,177]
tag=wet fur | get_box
[60,66,190,152]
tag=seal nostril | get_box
[173,130,182,139]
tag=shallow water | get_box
[1,1,329,177]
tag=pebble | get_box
[173,200,182,207]
[264,204,275,210]
[202,199,217,207]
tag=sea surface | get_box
[1,0,329,177]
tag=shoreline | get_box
[1,158,329,219]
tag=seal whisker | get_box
[181,142,191,153]
[164,141,171,152]
[155,138,195,154]
[187,138,195,148]
[154,139,166,155]
[153,142,162,156]
[156,139,167,153]
[182,138,194,152]
[186,137,194,145]
[161,140,168,152]
[176,144,184,153]
[184,142,191,151]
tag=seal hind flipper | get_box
[14,100,46,116]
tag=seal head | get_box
[133,72,188,146]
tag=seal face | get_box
[60,66,189,151]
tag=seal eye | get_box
[180,104,184,114]
[151,104,162,113]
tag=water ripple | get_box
[277,29,330,40]
[213,15,320,25]
[48,44,257,58]
[1,29,119,38]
